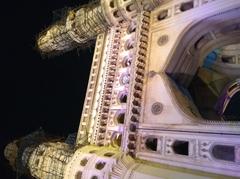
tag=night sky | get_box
[1,0,92,178]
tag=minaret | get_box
[5,0,240,178]
[4,130,73,179]
[37,0,162,55]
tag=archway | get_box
[165,8,240,122]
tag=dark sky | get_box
[1,0,92,178]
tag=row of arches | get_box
[145,137,236,162]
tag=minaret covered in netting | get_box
[37,0,162,55]
[4,130,74,179]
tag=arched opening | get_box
[188,44,240,121]
[95,161,106,170]
[212,145,235,162]
[126,3,136,12]
[172,140,189,156]
[180,1,194,12]
[165,9,240,122]
[113,10,120,18]
[125,39,135,50]
[157,10,168,21]
[116,112,125,124]
[112,133,122,147]
[119,93,127,103]
[104,152,115,157]
[110,1,114,8]
[80,158,88,166]
[145,138,158,151]
[127,22,136,34]
[223,92,240,121]
[122,56,132,67]
[91,176,98,179]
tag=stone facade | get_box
[5,0,240,178]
